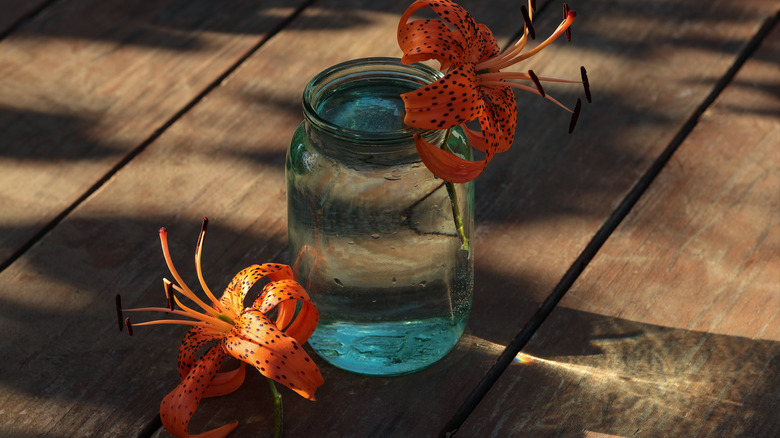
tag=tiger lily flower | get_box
[117,218,323,438]
[398,0,591,182]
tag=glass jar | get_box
[286,58,474,376]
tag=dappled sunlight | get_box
[460,309,777,435]
[512,352,743,407]
[0,0,777,435]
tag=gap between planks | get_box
[438,8,780,438]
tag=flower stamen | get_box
[581,66,592,103]
[521,5,535,40]
[194,217,230,317]
[563,3,572,42]
[569,98,582,134]
[480,79,575,113]
[116,294,124,332]
[164,279,175,311]
[528,70,544,97]
[131,319,228,331]
[479,9,576,71]
[123,306,235,332]
[159,227,220,318]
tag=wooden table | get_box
[1,0,777,436]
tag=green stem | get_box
[445,181,469,251]
[439,129,469,251]
[267,378,283,438]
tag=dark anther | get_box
[563,3,572,41]
[581,66,592,103]
[125,317,134,336]
[196,217,209,256]
[528,70,545,97]
[521,6,535,39]
[530,0,537,13]
[115,294,124,332]
[569,98,582,134]
[164,280,174,311]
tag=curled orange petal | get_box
[220,264,293,317]
[223,310,324,401]
[476,23,501,62]
[161,345,226,438]
[254,279,319,344]
[479,85,517,153]
[188,422,238,438]
[399,0,482,65]
[398,16,462,70]
[414,134,489,183]
[178,327,223,381]
[203,362,246,398]
[402,63,483,131]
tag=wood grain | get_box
[0,0,534,436]
[150,0,776,436]
[0,0,308,266]
[459,15,780,438]
[0,0,776,436]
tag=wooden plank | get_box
[458,16,780,438]
[149,0,777,436]
[0,1,776,438]
[0,0,309,266]
[0,0,535,436]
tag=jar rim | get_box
[302,57,442,143]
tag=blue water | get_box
[308,315,468,376]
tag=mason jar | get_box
[286,57,474,376]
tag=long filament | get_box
[159,228,220,317]
[479,80,574,112]
[478,11,575,71]
[194,218,229,315]
[124,306,233,332]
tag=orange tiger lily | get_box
[398,0,590,182]
[117,218,323,438]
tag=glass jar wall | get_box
[286,58,474,376]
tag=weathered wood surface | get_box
[459,17,780,438]
[0,0,309,266]
[0,0,776,437]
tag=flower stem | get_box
[267,378,283,438]
[445,181,469,251]
[441,130,469,251]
